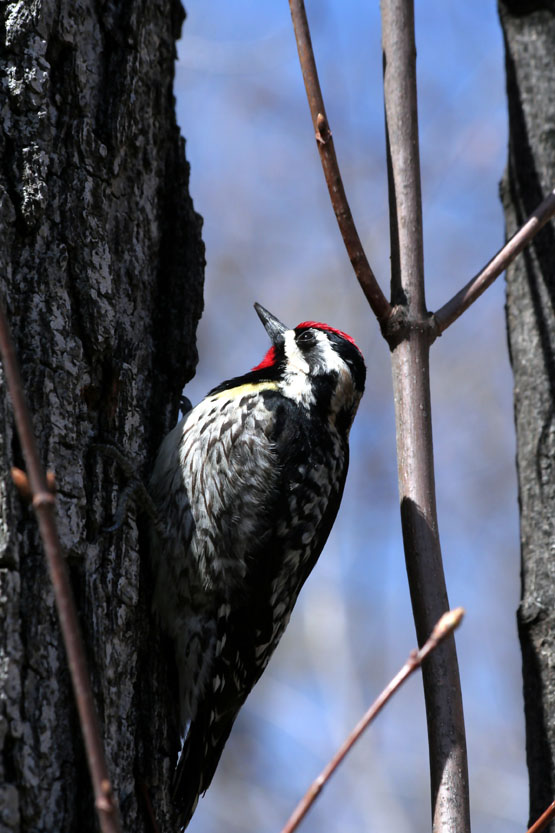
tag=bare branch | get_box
[279,609,465,833]
[11,466,56,503]
[288,1,471,829]
[288,0,391,324]
[434,188,555,333]
[526,800,555,833]
[381,2,471,832]
[0,297,123,833]
[382,0,425,313]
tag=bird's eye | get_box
[297,330,315,344]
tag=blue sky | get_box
[173,4,524,832]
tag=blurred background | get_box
[174,3,523,832]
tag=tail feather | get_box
[172,707,238,830]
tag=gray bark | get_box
[499,2,555,828]
[0,2,204,831]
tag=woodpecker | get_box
[149,303,366,828]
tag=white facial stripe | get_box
[311,331,356,422]
[283,330,310,375]
[281,329,313,406]
[312,330,345,374]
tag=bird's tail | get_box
[172,705,238,830]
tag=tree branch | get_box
[288,0,392,324]
[434,188,555,333]
[289,2,471,829]
[279,610,465,833]
[381,3,471,833]
[526,800,555,833]
[0,297,122,833]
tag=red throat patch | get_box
[251,346,277,372]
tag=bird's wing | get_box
[171,393,349,827]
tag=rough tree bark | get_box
[0,2,204,831]
[499,2,555,829]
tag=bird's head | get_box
[252,302,366,430]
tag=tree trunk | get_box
[499,2,555,828]
[0,2,204,831]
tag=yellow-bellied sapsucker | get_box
[149,303,366,828]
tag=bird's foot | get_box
[90,442,160,533]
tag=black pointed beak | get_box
[254,303,288,345]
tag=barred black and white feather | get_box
[149,303,366,828]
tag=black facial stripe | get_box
[326,332,366,393]
[295,329,317,352]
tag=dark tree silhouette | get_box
[0,2,204,830]
[499,2,555,829]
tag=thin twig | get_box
[279,609,465,833]
[0,297,122,833]
[526,800,555,833]
[434,188,555,333]
[11,466,56,503]
[288,0,391,324]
